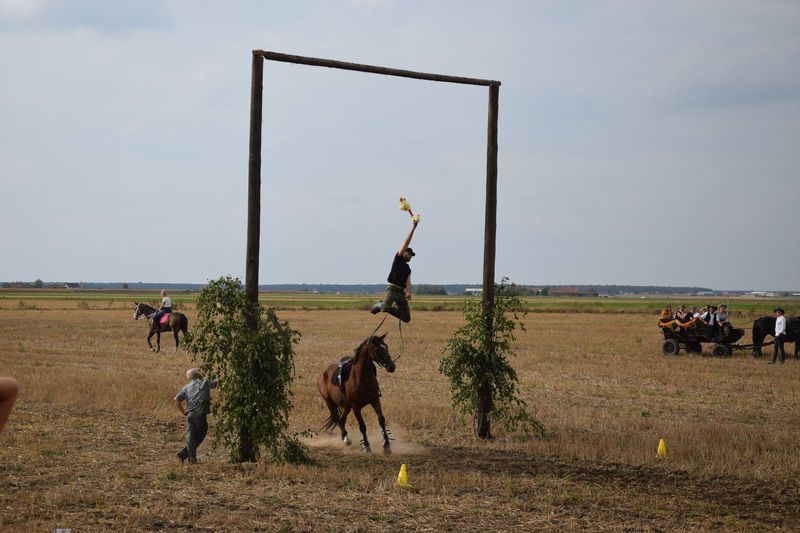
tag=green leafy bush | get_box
[439,278,543,438]
[184,276,309,464]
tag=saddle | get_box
[152,313,171,331]
[331,356,380,402]
[332,357,353,401]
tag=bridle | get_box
[364,336,396,370]
[133,303,155,321]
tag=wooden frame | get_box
[246,50,500,319]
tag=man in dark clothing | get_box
[174,368,218,464]
[371,218,419,323]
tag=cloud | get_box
[0,0,172,32]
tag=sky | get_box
[1,1,798,291]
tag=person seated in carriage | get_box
[151,289,173,329]
[659,305,674,324]
[675,305,691,322]
[715,304,733,335]
[702,305,721,339]
[690,305,701,318]
[715,304,730,326]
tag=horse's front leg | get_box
[339,406,352,445]
[371,398,391,453]
[147,329,156,352]
[353,407,370,453]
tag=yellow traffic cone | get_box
[396,463,409,487]
[657,438,667,459]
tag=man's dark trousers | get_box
[772,334,786,364]
[178,411,208,462]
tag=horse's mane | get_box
[352,336,384,361]
[353,337,373,357]
[136,302,157,314]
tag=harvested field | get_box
[2,299,800,531]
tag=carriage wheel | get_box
[712,344,729,358]
[662,339,679,356]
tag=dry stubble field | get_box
[1,298,800,531]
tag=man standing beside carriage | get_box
[770,307,788,364]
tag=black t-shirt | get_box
[387,253,411,287]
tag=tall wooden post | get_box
[245,52,264,312]
[476,82,499,439]
[240,51,263,462]
[482,83,499,319]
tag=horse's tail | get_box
[181,315,188,334]
[752,318,761,345]
[322,407,341,432]
[752,317,770,354]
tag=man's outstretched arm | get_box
[397,219,419,256]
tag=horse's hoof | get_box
[343,436,351,446]
[382,446,392,454]
[362,446,372,454]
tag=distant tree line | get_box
[0,280,720,295]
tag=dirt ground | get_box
[2,304,800,531]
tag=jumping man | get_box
[371,218,419,323]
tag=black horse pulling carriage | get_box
[660,322,745,357]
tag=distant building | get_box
[465,288,482,296]
[548,287,598,297]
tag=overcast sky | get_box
[1,1,798,290]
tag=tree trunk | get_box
[237,426,257,462]
[474,378,492,439]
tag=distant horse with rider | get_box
[317,333,396,453]
[133,302,188,353]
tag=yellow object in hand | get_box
[413,214,421,222]
[399,197,411,212]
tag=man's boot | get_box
[370,302,383,315]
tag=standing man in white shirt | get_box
[770,307,787,364]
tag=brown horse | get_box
[133,302,188,353]
[317,333,396,453]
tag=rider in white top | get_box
[152,289,173,329]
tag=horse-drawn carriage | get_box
[659,321,745,357]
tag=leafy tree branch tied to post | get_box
[439,278,544,439]
[184,276,309,464]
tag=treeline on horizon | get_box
[1,280,720,295]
